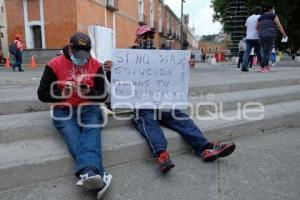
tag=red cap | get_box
[136,25,154,37]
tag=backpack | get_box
[9,42,17,55]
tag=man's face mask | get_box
[70,54,88,66]
[141,33,154,49]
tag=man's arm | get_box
[37,66,63,103]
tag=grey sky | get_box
[164,0,222,36]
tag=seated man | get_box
[37,32,112,199]
[131,26,236,173]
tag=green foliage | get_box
[211,0,300,53]
[200,34,218,42]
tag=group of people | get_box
[239,5,287,73]
[37,26,236,199]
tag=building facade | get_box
[2,0,199,60]
[0,0,8,61]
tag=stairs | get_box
[0,68,300,199]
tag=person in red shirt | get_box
[37,32,112,199]
[12,34,24,72]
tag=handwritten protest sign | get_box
[111,49,191,109]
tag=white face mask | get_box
[70,54,88,66]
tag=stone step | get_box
[189,77,300,95]
[0,100,300,191]
[1,78,300,115]
[1,128,299,200]
[1,85,300,143]
[0,86,48,115]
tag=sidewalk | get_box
[0,61,300,89]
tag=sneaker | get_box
[258,67,268,73]
[265,66,271,71]
[19,69,24,72]
[157,151,175,174]
[241,67,249,72]
[76,167,104,190]
[97,172,112,200]
[201,142,236,162]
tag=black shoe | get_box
[241,68,249,72]
[19,69,24,72]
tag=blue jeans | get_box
[133,109,209,157]
[270,52,276,64]
[52,105,104,177]
[260,36,276,68]
[242,39,262,68]
[237,51,244,68]
[12,51,23,70]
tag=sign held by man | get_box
[111,49,191,109]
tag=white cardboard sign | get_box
[111,49,190,109]
[88,25,114,62]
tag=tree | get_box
[200,34,218,42]
[211,0,300,54]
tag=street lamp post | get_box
[180,0,185,50]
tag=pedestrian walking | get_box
[241,7,263,72]
[257,5,287,73]
[238,38,246,69]
[248,48,255,68]
[270,47,276,65]
[11,34,24,72]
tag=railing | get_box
[106,0,118,11]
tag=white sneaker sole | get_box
[77,175,104,190]
[97,173,112,200]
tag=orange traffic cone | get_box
[5,57,10,68]
[31,56,37,68]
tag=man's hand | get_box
[104,60,113,72]
[62,81,75,98]
[78,84,90,96]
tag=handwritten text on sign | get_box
[111,49,190,109]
